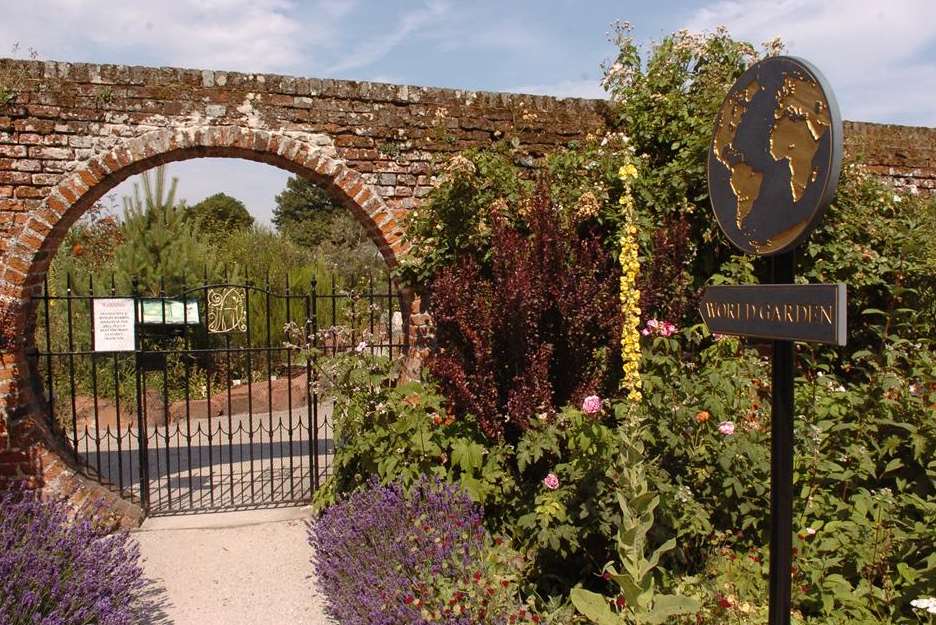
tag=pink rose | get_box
[581,394,602,415]
[660,321,677,337]
[543,473,560,490]
[718,421,735,436]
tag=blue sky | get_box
[3,0,934,224]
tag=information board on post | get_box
[702,55,845,625]
[92,298,136,352]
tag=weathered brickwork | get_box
[0,57,932,524]
[844,121,936,195]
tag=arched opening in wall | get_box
[27,149,408,517]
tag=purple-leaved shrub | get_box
[0,485,146,625]
[309,477,538,625]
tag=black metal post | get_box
[132,278,149,514]
[769,251,795,625]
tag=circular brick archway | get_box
[0,126,418,526]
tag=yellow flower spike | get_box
[617,160,643,403]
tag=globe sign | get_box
[707,56,843,256]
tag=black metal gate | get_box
[30,273,404,515]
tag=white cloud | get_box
[684,0,936,126]
[0,0,339,73]
[505,79,607,100]
[326,0,453,75]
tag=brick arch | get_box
[18,126,405,293]
[0,126,418,525]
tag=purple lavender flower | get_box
[309,476,498,625]
[0,484,146,625]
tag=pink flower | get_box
[581,395,602,415]
[543,473,560,490]
[718,421,735,436]
[642,318,678,337]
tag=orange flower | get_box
[695,410,711,423]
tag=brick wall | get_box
[0,57,932,524]
[844,121,936,195]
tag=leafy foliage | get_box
[571,412,700,624]
[274,175,385,277]
[188,192,254,238]
[426,178,622,440]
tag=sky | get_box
[3,0,934,225]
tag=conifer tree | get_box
[114,166,216,295]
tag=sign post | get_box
[702,56,844,625]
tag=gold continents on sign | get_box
[711,67,832,253]
[207,287,247,333]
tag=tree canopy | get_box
[189,192,254,237]
[273,176,342,248]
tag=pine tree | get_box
[114,166,216,295]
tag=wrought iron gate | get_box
[31,273,404,515]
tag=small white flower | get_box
[910,597,936,614]
[805,527,817,536]
[355,340,368,353]
[893,194,902,203]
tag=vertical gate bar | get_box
[285,275,295,499]
[111,276,125,496]
[368,274,374,355]
[42,274,55,429]
[265,276,275,502]
[160,278,172,511]
[244,279,255,503]
[182,289,194,509]
[387,273,393,359]
[204,271,215,510]
[308,279,319,493]
[141,358,161,512]
[65,272,79,452]
[133,278,149,514]
[768,251,796,625]
[225,332,234,507]
[89,275,102,477]
[350,282,356,352]
[331,274,337,357]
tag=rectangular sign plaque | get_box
[92,298,136,352]
[138,298,200,325]
[699,283,846,345]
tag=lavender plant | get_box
[0,485,146,625]
[309,476,538,625]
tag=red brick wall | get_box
[844,121,936,195]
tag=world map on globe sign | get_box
[708,56,842,256]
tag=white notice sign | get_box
[93,298,136,352]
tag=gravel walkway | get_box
[133,507,333,625]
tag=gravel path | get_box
[134,507,333,625]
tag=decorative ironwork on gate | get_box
[30,272,406,515]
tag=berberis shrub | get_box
[0,486,145,625]
[309,477,538,625]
